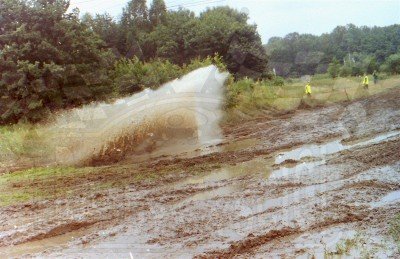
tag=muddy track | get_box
[1,88,400,258]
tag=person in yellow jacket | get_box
[305,81,312,96]
[362,73,369,89]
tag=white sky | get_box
[69,0,400,43]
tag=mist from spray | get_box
[35,65,229,166]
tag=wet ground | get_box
[1,88,400,258]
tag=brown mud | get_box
[1,88,400,258]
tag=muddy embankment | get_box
[0,87,400,258]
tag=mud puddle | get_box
[370,190,400,208]
[173,156,272,188]
[172,185,241,209]
[275,130,400,164]
[169,156,272,210]
[174,137,259,161]
[270,161,325,179]
[219,138,259,152]
[0,226,96,258]
[243,181,345,217]
[124,138,259,166]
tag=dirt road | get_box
[1,88,400,258]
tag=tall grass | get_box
[225,74,400,121]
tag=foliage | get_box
[272,76,285,86]
[328,58,341,78]
[81,13,119,49]
[112,57,182,94]
[0,0,114,124]
[265,24,400,76]
[91,3,268,78]
[190,7,268,79]
[223,74,400,122]
[381,53,400,75]
[112,54,227,95]
[149,0,167,28]
[390,214,400,251]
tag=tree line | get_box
[0,0,267,124]
[265,24,400,77]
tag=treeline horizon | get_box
[265,23,400,77]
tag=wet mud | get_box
[1,88,400,258]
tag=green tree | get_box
[0,0,113,123]
[327,58,341,78]
[190,7,268,78]
[121,0,149,29]
[149,0,167,28]
[148,9,197,65]
[82,13,119,50]
[265,24,400,76]
[381,53,400,74]
[119,0,150,58]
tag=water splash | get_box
[10,66,228,167]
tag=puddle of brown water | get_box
[370,190,400,208]
[173,157,273,188]
[276,130,400,164]
[0,226,96,258]
[220,138,259,152]
[270,161,325,179]
[122,137,259,165]
[243,181,345,217]
[173,185,241,209]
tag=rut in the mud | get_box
[1,87,400,258]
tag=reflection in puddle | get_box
[171,157,273,209]
[371,190,400,208]
[276,130,400,164]
[270,161,325,179]
[0,226,95,258]
[174,157,272,188]
[276,141,343,164]
[244,181,344,217]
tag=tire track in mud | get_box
[1,87,400,257]
[197,212,366,258]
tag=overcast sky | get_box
[69,0,400,43]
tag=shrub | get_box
[272,76,285,86]
[112,57,182,95]
[113,54,228,96]
[328,58,341,78]
[381,53,400,75]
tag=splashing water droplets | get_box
[40,66,229,166]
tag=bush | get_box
[339,65,353,77]
[328,58,341,78]
[381,53,400,75]
[272,76,285,86]
[113,54,228,96]
[183,54,227,74]
[112,57,182,94]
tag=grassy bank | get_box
[224,74,400,121]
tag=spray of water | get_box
[25,65,229,166]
